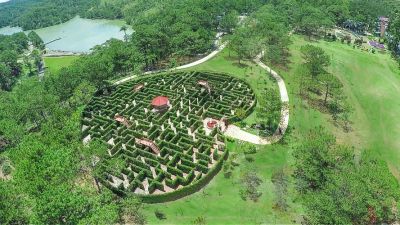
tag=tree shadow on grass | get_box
[223,55,251,68]
[232,62,250,68]
[303,95,353,133]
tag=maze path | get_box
[82,71,256,196]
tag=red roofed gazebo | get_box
[151,96,170,111]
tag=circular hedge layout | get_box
[82,71,256,202]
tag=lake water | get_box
[0,26,23,35]
[0,16,133,52]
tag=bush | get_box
[227,137,235,143]
[244,155,254,162]
[224,170,232,178]
[154,209,166,220]
[240,171,263,202]
[244,145,257,155]
[2,163,12,176]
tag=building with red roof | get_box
[207,120,218,129]
[151,96,170,112]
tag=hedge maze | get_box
[82,71,256,202]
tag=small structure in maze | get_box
[197,80,211,93]
[133,84,144,92]
[207,120,218,129]
[135,138,160,155]
[81,71,256,201]
[151,96,170,113]
[114,115,131,128]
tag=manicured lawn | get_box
[143,140,301,225]
[276,36,400,179]
[44,56,80,74]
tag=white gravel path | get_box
[114,32,226,85]
[223,52,290,145]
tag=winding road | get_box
[113,35,290,145]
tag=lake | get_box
[0,16,133,52]
[0,26,23,35]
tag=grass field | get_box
[44,56,80,74]
[277,36,400,179]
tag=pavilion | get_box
[151,96,170,112]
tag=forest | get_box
[0,0,97,30]
[1,0,400,224]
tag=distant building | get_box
[378,17,390,37]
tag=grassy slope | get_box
[278,36,400,178]
[44,56,79,74]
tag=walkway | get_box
[223,52,290,145]
[114,32,226,85]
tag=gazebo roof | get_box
[207,120,217,129]
[151,96,169,107]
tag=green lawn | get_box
[276,36,400,179]
[142,140,301,225]
[44,56,80,74]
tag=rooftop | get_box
[151,96,169,107]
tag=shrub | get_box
[240,171,263,202]
[155,209,167,220]
[2,163,12,176]
[244,155,254,162]
[244,145,257,155]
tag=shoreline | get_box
[43,49,84,57]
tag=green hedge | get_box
[87,71,256,201]
[136,149,228,203]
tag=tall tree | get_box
[0,63,14,91]
[297,4,333,39]
[293,127,338,192]
[319,72,343,105]
[27,31,44,50]
[229,27,259,64]
[120,25,128,42]
[300,44,331,78]
[220,10,239,33]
